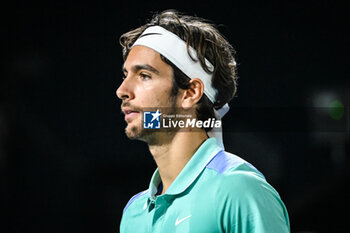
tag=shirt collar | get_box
[148,138,222,199]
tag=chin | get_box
[125,125,159,144]
[125,125,140,139]
[125,124,146,140]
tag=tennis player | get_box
[117,10,290,233]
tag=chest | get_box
[121,189,221,233]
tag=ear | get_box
[181,78,204,109]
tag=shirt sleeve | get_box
[215,169,290,233]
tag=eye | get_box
[121,71,127,80]
[140,73,151,80]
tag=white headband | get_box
[132,26,217,103]
[132,26,230,148]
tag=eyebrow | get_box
[122,64,160,75]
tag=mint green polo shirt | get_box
[120,138,290,233]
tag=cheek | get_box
[136,81,173,104]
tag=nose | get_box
[116,76,134,100]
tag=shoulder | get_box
[218,168,278,200]
[203,150,290,232]
[207,152,290,232]
[123,189,149,214]
[205,150,281,202]
[206,150,264,179]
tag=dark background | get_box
[2,0,349,232]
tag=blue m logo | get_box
[143,110,161,129]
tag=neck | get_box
[149,130,208,194]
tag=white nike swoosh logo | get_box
[175,215,192,226]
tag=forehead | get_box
[124,45,171,73]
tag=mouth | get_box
[123,108,140,121]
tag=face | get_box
[116,45,180,143]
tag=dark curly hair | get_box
[119,10,238,130]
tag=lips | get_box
[122,108,139,115]
[122,107,140,121]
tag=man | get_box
[117,10,290,233]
